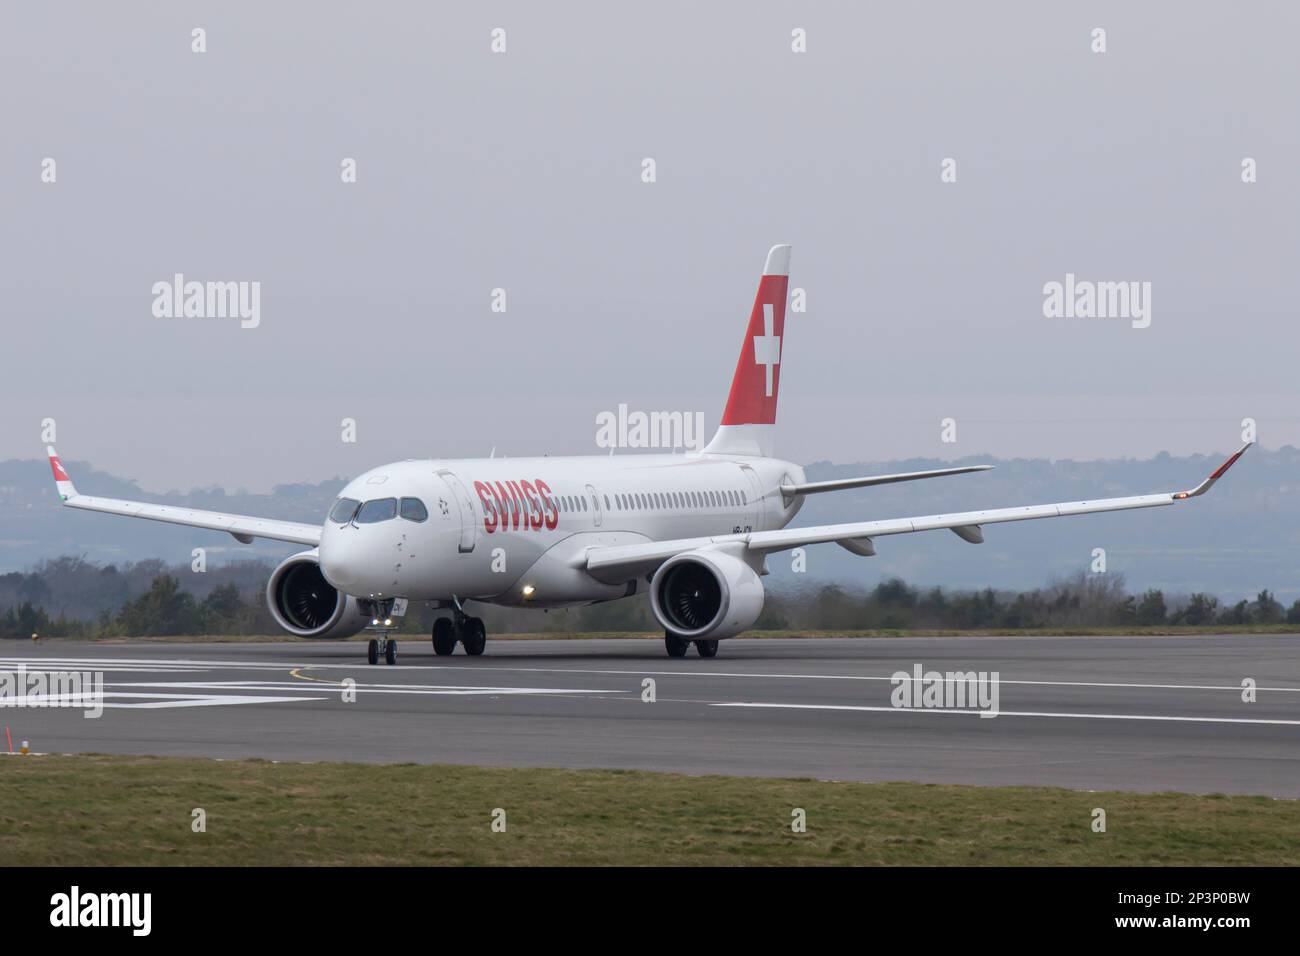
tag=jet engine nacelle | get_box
[650,549,764,641]
[266,549,366,639]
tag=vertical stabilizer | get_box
[703,244,791,457]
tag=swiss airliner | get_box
[47,245,1250,663]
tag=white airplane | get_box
[47,245,1250,664]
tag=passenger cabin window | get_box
[356,498,398,523]
[329,498,360,523]
[399,497,428,522]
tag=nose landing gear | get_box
[360,598,400,666]
[366,636,397,666]
[431,601,487,656]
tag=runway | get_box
[2,635,1298,796]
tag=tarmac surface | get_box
[2,634,1297,796]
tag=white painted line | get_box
[104,681,623,696]
[713,702,1300,726]
[1,692,325,709]
[279,664,1300,695]
[118,695,327,709]
[0,663,206,673]
[0,658,288,670]
[7,656,1300,695]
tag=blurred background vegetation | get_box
[2,556,1296,639]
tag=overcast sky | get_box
[2,2,1296,492]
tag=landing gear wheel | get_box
[695,639,719,658]
[665,633,690,658]
[385,638,398,665]
[462,617,487,656]
[367,639,379,666]
[432,617,456,656]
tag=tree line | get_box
[1,557,1297,639]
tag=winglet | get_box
[47,446,78,501]
[1174,441,1252,500]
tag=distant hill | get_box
[1,447,1295,602]
[0,457,343,573]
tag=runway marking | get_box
[289,668,339,684]
[714,702,1300,726]
[416,668,1300,695]
[275,664,1300,696]
[115,694,327,709]
[7,656,1300,696]
[104,680,623,697]
[2,692,325,709]
[0,662,205,674]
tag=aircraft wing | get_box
[47,447,322,547]
[584,443,1251,575]
[780,464,993,497]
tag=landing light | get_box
[371,618,379,626]
[522,585,536,598]
[383,618,393,627]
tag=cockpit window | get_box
[329,497,361,524]
[356,497,398,523]
[399,497,428,522]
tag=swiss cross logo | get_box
[752,303,781,397]
[719,273,788,426]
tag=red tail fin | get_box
[705,245,790,456]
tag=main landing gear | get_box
[665,633,719,658]
[361,598,400,666]
[432,603,487,657]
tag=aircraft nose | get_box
[319,537,362,593]
[320,524,407,598]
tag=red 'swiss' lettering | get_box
[520,480,542,530]
[534,480,559,529]
[492,482,515,530]
[474,481,498,533]
[507,481,526,530]
[476,478,558,534]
